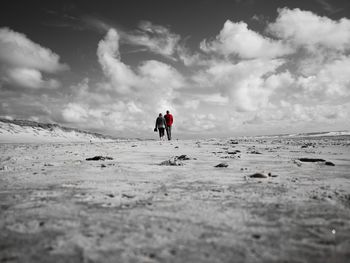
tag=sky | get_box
[1,0,350,139]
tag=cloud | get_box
[268,8,350,51]
[61,28,186,135]
[0,27,68,89]
[200,20,293,59]
[314,0,342,14]
[5,68,60,89]
[4,8,350,137]
[97,28,138,94]
[193,58,285,112]
[0,27,68,72]
[123,21,180,59]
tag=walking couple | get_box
[154,110,173,141]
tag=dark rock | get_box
[249,173,268,178]
[86,156,113,161]
[227,150,241,155]
[249,151,262,154]
[176,154,191,160]
[122,193,135,199]
[299,158,325,162]
[101,164,107,168]
[252,234,261,239]
[107,194,114,198]
[215,163,228,168]
[298,158,335,166]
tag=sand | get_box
[0,136,349,262]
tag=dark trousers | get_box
[166,126,172,140]
[158,128,165,138]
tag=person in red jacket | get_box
[164,110,173,140]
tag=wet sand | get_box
[0,136,349,262]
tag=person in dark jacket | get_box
[154,113,166,140]
[164,110,174,140]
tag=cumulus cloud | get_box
[61,28,185,136]
[0,27,68,72]
[200,20,293,59]
[268,8,350,51]
[193,58,285,112]
[97,28,138,94]
[4,7,350,137]
[5,68,60,89]
[0,27,68,89]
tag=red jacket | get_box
[164,113,173,126]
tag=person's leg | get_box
[168,126,172,140]
[166,126,170,140]
[159,128,165,140]
[158,128,162,140]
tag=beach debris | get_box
[227,150,241,155]
[176,154,191,160]
[299,158,325,162]
[297,158,335,166]
[86,156,113,161]
[215,162,228,168]
[252,234,261,239]
[0,165,9,171]
[249,150,262,154]
[160,157,183,166]
[228,140,239,144]
[160,155,192,166]
[301,142,315,148]
[122,193,135,199]
[249,172,268,178]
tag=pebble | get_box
[215,163,228,168]
[86,156,113,161]
[249,173,268,178]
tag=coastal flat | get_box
[0,137,349,262]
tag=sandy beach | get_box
[0,136,349,262]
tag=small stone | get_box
[249,173,268,178]
[86,156,113,161]
[107,194,114,198]
[298,158,325,162]
[250,151,262,154]
[325,161,335,166]
[215,163,228,168]
[101,164,107,168]
[122,193,135,199]
[176,155,190,160]
[252,234,261,239]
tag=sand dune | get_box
[0,120,115,143]
[0,136,349,262]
